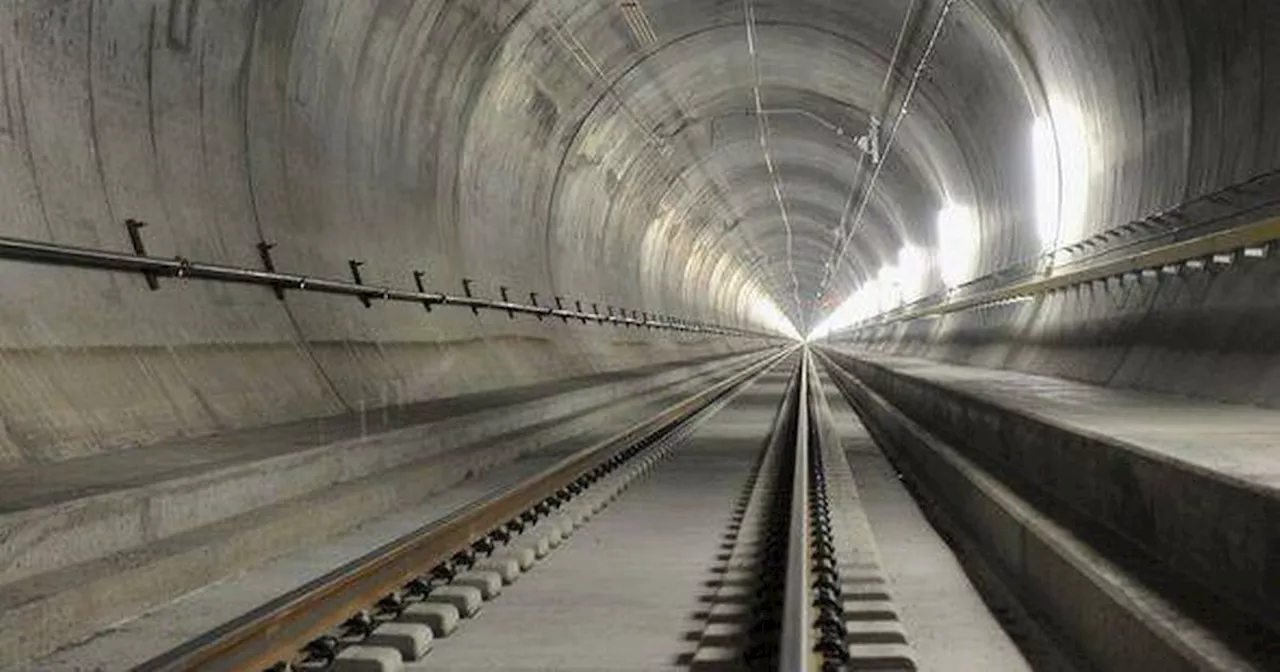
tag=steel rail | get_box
[799,353,850,668]
[779,348,814,671]
[134,346,792,672]
[840,215,1280,331]
[0,234,777,339]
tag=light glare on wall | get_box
[1032,117,1059,249]
[749,294,800,340]
[1033,106,1090,252]
[874,264,900,310]
[807,241,929,341]
[895,244,928,303]
[936,204,978,288]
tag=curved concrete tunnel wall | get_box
[839,1,1280,407]
[0,0,785,466]
[2,0,1280,465]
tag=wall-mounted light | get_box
[1032,117,1059,248]
[874,264,901,310]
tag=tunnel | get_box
[0,0,1277,670]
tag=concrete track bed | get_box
[0,350,767,667]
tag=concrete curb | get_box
[824,349,1280,634]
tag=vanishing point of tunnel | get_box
[0,1,1276,671]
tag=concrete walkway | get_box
[843,352,1280,492]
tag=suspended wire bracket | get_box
[529,292,544,321]
[499,286,515,319]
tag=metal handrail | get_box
[832,215,1280,334]
[0,234,779,339]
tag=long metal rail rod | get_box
[847,169,1280,333]
[0,234,776,339]
[838,215,1280,333]
[136,347,791,672]
[779,348,814,671]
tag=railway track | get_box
[687,352,919,671]
[134,348,932,672]
[92,348,1256,672]
[134,349,791,671]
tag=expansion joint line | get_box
[743,0,803,319]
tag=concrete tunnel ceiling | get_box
[522,0,1038,335]
[464,0,1201,336]
[21,0,1240,336]
[512,0,1277,337]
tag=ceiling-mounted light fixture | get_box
[620,1,658,48]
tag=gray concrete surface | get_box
[839,212,1280,408]
[0,0,787,470]
[26,453,566,672]
[2,0,1279,670]
[831,351,1280,491]
[3,0,1278,465]
[412,371,788,671]
[399,365,1033,671]
[0,354,760,668]
[0,350,757,588]
[814,370,1031,672]
[825,359,1268,671]
[825,348,1280,636]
